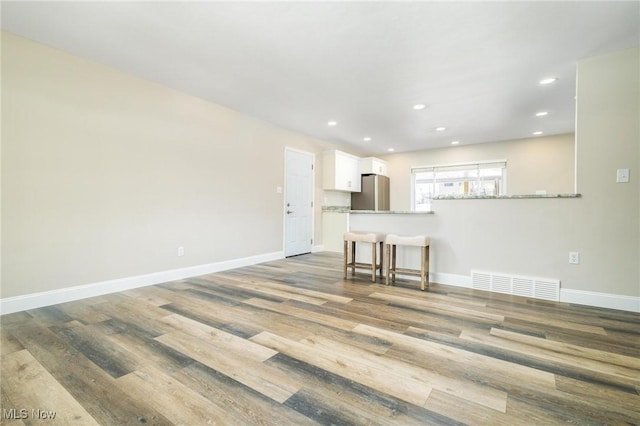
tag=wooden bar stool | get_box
[385,234,430,290]
[343,231,386,282]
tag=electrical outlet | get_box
[569,252,579,265]
[178,246,185,257]
[616,168,630,183]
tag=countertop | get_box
[320,194,580,214]
[322,206,433,214]
[349,210,434,214]
[432,193,581,200]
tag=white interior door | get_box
[285,149,313,257]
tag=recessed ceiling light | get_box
[435,127,446,131]
[539,77,558,85]
[451,141,460,145]
[363,137,372,141]
[533,131,543,136]
[413,104,426,110]
[535,111,549,117]
[387,148,395,152]
[327,121,337,126]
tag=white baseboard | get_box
[430,272,472,288]
[560,288,640,313]
[0,251,284,315]
[312,244,324,253]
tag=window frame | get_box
[411,160,508,211]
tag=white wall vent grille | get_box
[471,270,560,301]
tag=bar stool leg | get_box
[377,241,384,281]
[343,240,348,279]
[385,244,390,285]
[421,245,427,291]
[425,245,430,289]
[351,241,356,276]
[391,245,397,283]
[370,243,376,282]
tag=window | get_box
[412,161,507,210]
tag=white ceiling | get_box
[2,1,639,154]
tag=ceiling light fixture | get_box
[413,104,426,110]
[435,127,446,131]
[533,131,543,136]
[451,141,460,145]
[327,121,337,126]
[387,148,395,152]
[539,77,558,85]
[363,137,372,141]
[535,111,549,117]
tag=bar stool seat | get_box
[344,231,386,282]
[385,234,430,290]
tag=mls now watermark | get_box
[3,408,57,420]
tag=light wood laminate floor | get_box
[1,252,639,425]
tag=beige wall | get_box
[1,32,340,298]
[574,47,639,298]
[382,134,575,211]
[369,47,638,299]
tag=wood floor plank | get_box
[172,362,319,426]
[163,293,322,341]
[155,329,302,403]
[545,328,640,358]
[51,322,140,379]
[92,317,196,374]
[244,280,353,304]
[319,298,466,335]
[243,297,359,331]
[504,383,640,425]
[460,329,640,389]
[185,276,289,304]
[24,305,75,327]
[159,313,277,362]
[1,378,26,426]
[1,349,99,425]
[355,324,557,389]
[302,333,508,413]
[238,283,329,305]
[484,328,640,385]
[117,365,230,425]
[369,292,506,323]
[554,375,640,419]
[0,328,24,356]
[89,294,173,335]
[499,310,609,336]
[55,299,112,325]
[266,353,459,426]
[491,327,640,370]
[423,389,520,426]
[6,324,174,425]
[121,287,173,307]
[250,330,434,407]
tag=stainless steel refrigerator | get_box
[351,174,390,211]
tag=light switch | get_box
[276,186,283,193]
[616,168,630,183]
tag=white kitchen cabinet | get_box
[359,157,388,176]
[323,150,361,192]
